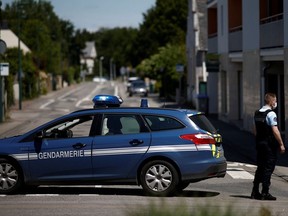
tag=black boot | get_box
[251,185,261,200]
[261,193,277,201]
[251,190,262,200]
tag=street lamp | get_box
[110,58,113,81]
[17,0,23,110]
[99,56,104,83]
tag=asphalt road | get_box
[0,80,287,216]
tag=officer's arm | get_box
[271,126,285,154]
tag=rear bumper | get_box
[182,161,227,182]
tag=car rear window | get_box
[144,115,184,131]
[189,114,217,133]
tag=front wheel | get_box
[0,158,23,194]
[140,160,179,196]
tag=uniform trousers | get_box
[253,140,278,193]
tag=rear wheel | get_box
[0,158,23,194]
[140,160,179,196]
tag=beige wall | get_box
[242,50,261,132]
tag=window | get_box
[44,116,93,139]
[189,114,217,134]
[144,115,184,131]
[102,114,142,135]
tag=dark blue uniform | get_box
[252,108,278,199]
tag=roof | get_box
[0,29,31,54]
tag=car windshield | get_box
[189,114,217,133]
[132,81,145,88]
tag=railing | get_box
[260,19,283,49]
[207,0,217,4]
[260,13,283,24]
[229,25,242,33]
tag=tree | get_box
[131,0,187,65]
[93,27,138,77]
[2,0,81,105]
[137,43,186,97]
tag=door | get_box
[28,115,94,182]
[91,114,151,180]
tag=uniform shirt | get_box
[259,105,278,127]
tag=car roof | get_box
[71,107,202,116]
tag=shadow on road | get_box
[17,186,220,198]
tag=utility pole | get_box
[17,0,23,110]
[186,0,197,105]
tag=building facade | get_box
[207,0,288,138]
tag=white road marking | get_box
[76,85,101,108]
[57,87,84,101]
[25,194,59,197]
[227,162,255,179]
[40,99,55,110]
[227,168,254,179]
[79,194,100,197]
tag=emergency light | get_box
[92,95,123,108]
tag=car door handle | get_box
[73,143,87,149]
[129,139,144,145]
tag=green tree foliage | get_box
[132,0,187,65]
[1,0,81,105]
[1,0,188,107]
[93,27,138,76]
[134,0,188,97]
[137,44,186,97]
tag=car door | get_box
[28,115,94,182]
[91,113,151,180]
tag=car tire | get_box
[0,158,23,194]
[140,160,179,196]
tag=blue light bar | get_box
[92,95,123,108]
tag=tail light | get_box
[180,133,216,145]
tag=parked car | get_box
[129,80,148,97]
[0,95,226,196]
[93,76,108,83]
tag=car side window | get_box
[44,116,93,139]
[102,114,142,135]
[144,115,184,131]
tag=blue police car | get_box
[0,95,226,196]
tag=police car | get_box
[0,95,226,196]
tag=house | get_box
[80,41,97,75]
[0,29,31,54]
[207,0,288,138]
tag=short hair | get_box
[264,93,276,104]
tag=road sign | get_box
[176,64,184,72]
[0,63,9,76]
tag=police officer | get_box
[251,93,285,200]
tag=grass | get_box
[125,200,274,216]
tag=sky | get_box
[1,0,156,31]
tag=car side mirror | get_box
[35,130,45,139]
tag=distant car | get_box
[129,80,148,97]
[93,76,108,83]
[0,95,226,196]
[126,77,140,92]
